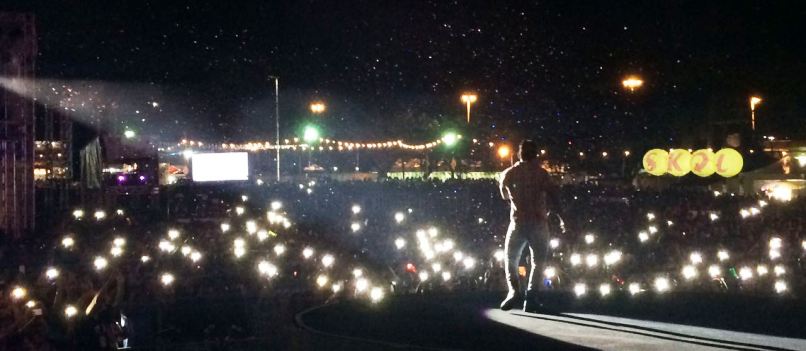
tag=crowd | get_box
[0,177,804,349]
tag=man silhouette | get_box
[498,140,562,312]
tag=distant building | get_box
[0,13,37,238]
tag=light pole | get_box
[269,76,281,182]
[460,93,477,124]
[750,96,762,131]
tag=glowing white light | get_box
[682,265,698,280]
[549,238,560,249]
[236,206,245,216]
[574,283,587,297]
[233,247,246,258]
[570,253,582,266]
[64,305,78,318]
[190,251,202,262]
[452,251,464,262]
[585,254,598,268]
[689,252,703,265]
[355,278,369,292]
[190,152,250,181]
[462,257,476,270]
[442,239,455,251]
[739,267,753,280]
[332,282,343,293]
[25,300,36,308]
[46,267,60,280]
[428,227,438,237]
[94,210,106,220]
[432,263,442,273]
[116,209,124,216]
[110,246,123,257]
[802,240,806,251]
[758,200,768,207]
[270,201,283,210]
[61,236,75,248]
[302,247,314,259]
[769,237,782,250]
[220,223,231,233]
[168,229,180,240]
[709,212,719,221]
[241,195,248,202]
[478,217,484,224]
[258,260,278,277]
[647,213,655,221]
[113,237,126,247]
[72,209,84,219]
[395,238,406,250]
[418,272,429,281]
[158,240,176,253]
[352,269,363,278]
[604,250,622,265]
[544,266,556,278]
[160,273,175,286]
[257,230,269,241]
[599,284,611,296]
[351,205,361,214]
[638,231,649,242]
[93,256,108,270]
[141,255,151,263]
[394,212,405,223]
[322,254,335,268]
[273,244,286,256]
[351,222,361,232]
[584,234,595,244]
[708,265,721,278]
[654,277,671,292]
[769,249,781,260]
[757,265,768,276]
[177,245,190,257]
[774,265,786,276]
[441,271,452,281]
[493,250,504,262]
[370,287,384,302]
[740,209,750,218]
[717,250,730,261]
[11,286,27,300]
[774,280,787,294]
[666,220,674,227]
[316,275,329,287]
[628,283,641,295]
[648,225,658,234]
[245,220,257,234]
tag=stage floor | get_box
[297,292,806,350]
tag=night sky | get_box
[6,1,806,149]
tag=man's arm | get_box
[499,170,511,200]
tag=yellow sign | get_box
[667,149,692,177]
[690,149,716,177]
[715,148,743,177]
[642,148,742,177]
[642,149,668,176]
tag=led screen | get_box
[191,152,249,182]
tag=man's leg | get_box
[501,221,527,310]
[523,222,550,312]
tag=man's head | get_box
[518,140,538,161]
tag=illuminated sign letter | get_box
[643,149,668,176]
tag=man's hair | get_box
[519,140,538,161]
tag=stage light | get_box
[351,205,361,214]
[46,267,60,280]
[585,254,598,268]
[61,236,75,248]
[584,234,595,244]
[689,252,703,265]
[549,238,560,249]
[93,256,108,271]
[394,212,405,223]
[273,244,286,256]
[774,280,787,294]
[64,305,78,318]
[316,275,329,288]
[570,253,582,266]
[322,254,335,268]
[370,287,384,302]
[302,247,314,259]
[544,266,556,279]
[628,283,642,295]
[395,238,406,250]
[739,267,753,281]
[418,272,429,281]
[11,286,27,300]
[708,265,721,278]
[717,250,729,261]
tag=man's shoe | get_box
[500,292,521,311]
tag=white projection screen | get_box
[191,152,249,182]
